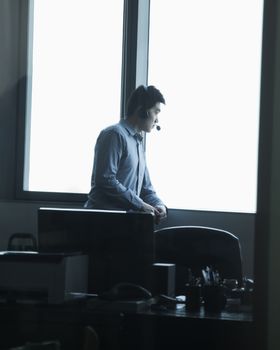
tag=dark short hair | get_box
[126,85,165,116]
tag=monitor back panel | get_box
[38,208,155,294]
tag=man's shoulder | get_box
[96,122,128,147]
[100,121,127,137]
[105,121,123,131]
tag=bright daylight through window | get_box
[24,0,123,193]
[147,0,264,213]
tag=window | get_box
[23,0,123,194]
[147,0,264,213]
[21,0,264,212]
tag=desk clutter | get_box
[79,264,253,316]
[0,246,253,314]
[184,266,254,312]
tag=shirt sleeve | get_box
[140,166,166,208]
[93,129,144,210]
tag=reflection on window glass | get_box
[147,0,263,213]
[25,0,123,193]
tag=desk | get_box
[123,301,254,350]
[0,297,254,350]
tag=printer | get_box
[0,251,88,304]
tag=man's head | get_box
[126,85,165,132]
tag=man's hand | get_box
[141,203,167,224]
[141,202,160,215]
[154,205,167,224]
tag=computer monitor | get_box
[37,207,155,294]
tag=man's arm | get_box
[140,167,167,222]
[92,129,144,210]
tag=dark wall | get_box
[0,0,20,199]
[0,1,255,279]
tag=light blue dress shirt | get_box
[85,119,165,210]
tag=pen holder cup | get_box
[185,284,201,311]
[203,285,227,312]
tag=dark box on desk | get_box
[153,263,176,297]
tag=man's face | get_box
[140,102,161,133]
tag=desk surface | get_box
[84,294,253,322]
[0,295,253,321]
[139,298,253,322]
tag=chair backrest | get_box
[7,233,37,251]
[154,226,243,295]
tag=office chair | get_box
[7,233,37,251]
[154,226,243,295]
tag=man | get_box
[84,85,167,223]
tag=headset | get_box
[138,107,149,120]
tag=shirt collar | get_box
[120,119,143,141]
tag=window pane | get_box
[147,0,263,213]
[25,0,123,193]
